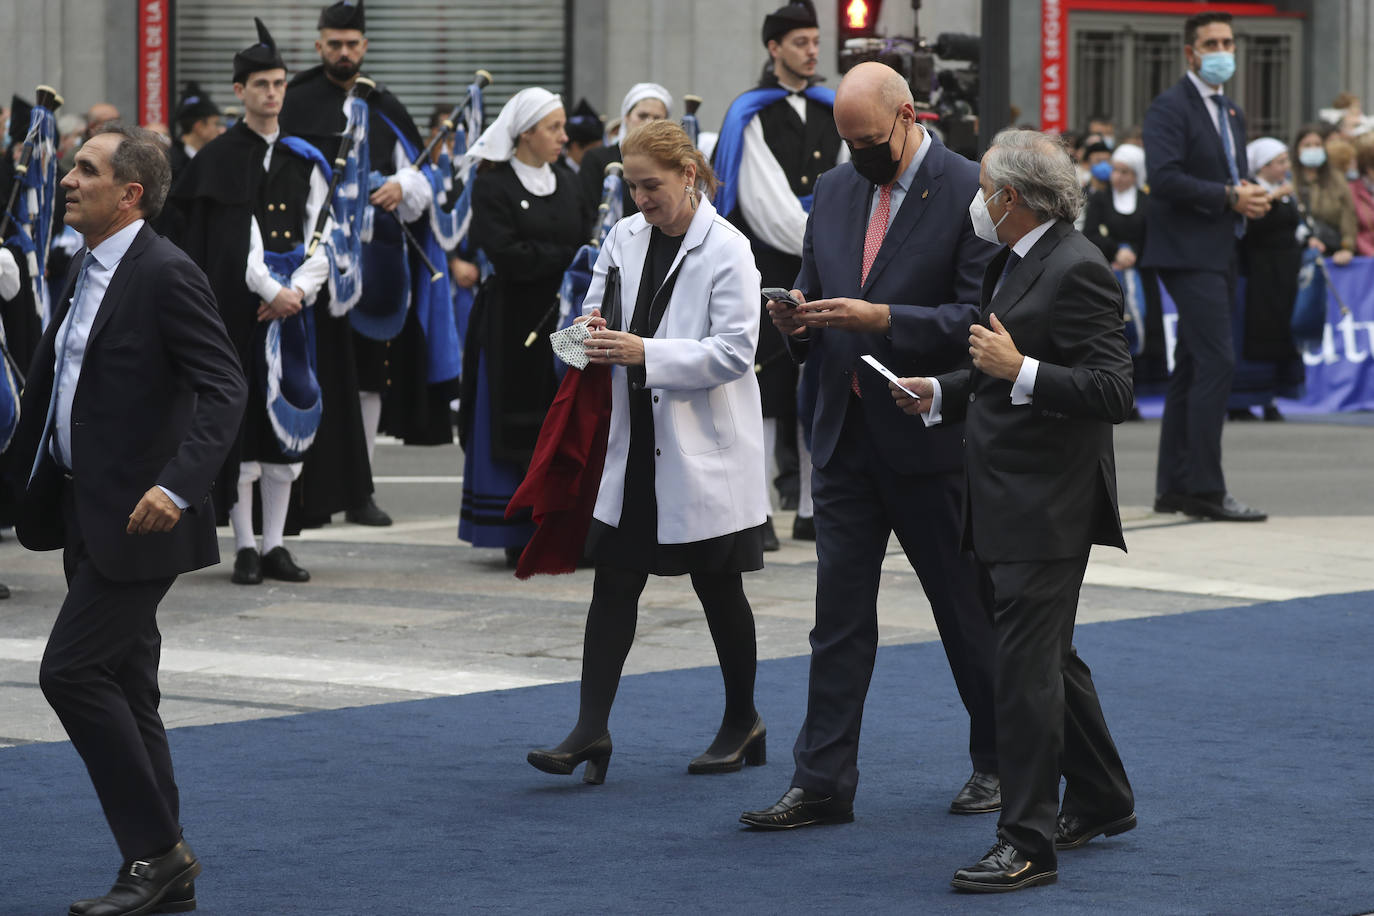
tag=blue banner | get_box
[1156,256,1374,413]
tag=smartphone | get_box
[860,354,922,400]
[761,287,802,308]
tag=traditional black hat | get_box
[318,0,366,32]
[8,95,33,148]
[565,98,603,145]
[173,82,221,132]
[761,0,818,47]
[233,18,287,84]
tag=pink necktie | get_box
[860,183,892,286]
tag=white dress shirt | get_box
[1185,69,1228,139]
[241,126,332,307]
[924,219,1057,425]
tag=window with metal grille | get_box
[172,0,569,130]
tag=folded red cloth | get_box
[505,364,612,578]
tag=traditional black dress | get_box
[579,142,636,238]
[585,228,766,576]
[458,160,582,547]
[1233,189,1305,403]
[1083,187,1168,387]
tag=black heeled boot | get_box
[527,732,613,785]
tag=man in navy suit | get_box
[12,124,246,915]
[739,62,1000,830]
[1143,10,1271,522]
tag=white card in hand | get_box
[860,354,921,399]
[550,321,592,370]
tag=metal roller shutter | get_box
[173,0,569,130]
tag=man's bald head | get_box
[833,63,921,185]
[835,62,914,124]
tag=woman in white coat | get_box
[527,120,771,784]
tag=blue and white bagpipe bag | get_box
[0,103,59,451]
[1112,267,1147,356]
[324,95,369,316]
[260,247,323,459]
[1289,247,1329,344]
[553,167,624,379]
[427,78,487,375]
[346,101,461,385]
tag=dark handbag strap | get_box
[645,261,684,338]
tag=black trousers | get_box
[984,555,1133,866]
[1156,266,1236,497]
[39,482,180,862]
[792,405,997,801]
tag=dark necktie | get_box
[993,251,1021,299]
[1211,95,1246,239]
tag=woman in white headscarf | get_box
[579,83,673,236]
[457,88,584,561]
[1081,142,1166,400]
[1231,137,1305,420]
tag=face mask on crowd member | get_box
[969,186,1010,245]
[846,109,910,187]
[1298,147,1327,169]
[1090,161,1113,182]
[1186,19,1237,87]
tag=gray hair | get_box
[94,122,172,220]
[982,128,1084,223]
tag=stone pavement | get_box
[1,418,1370,748]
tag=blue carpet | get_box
[2,593,1372,915]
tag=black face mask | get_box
[848,112,907,187]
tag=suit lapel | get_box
[984,222,1072,320]
[843,169,870,290]
[861,134,946,295]
[87,224,153,344]
[1181,76,1231,175]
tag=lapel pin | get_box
[921,189,929,199]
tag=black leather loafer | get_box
[68,839,201,916]
[1055,810,1137,850]
[739,787,853,830]
[230,547,262,585]
[261,546,310,582]
[951,839,1056,893]
[949,771,1001,815]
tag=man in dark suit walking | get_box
[894,128,1137,892]
[11,123,246,916]
[1144,10,1271,521]
[739,61,1000,830]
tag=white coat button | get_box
[969,393,976,402]
[520,199,530,209]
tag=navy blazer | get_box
[11,224,247,581]
[791,132,997,474]
[937,222,1133,563]
[1141,74,1246,270]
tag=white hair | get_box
[983,128,1084,223]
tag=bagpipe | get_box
[260,248,322,458]
[0,84,63,453]
[413,70,490,256]
[310,76,372,315]
[546,161,625,365]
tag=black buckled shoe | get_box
[1055,810,1137,850]
[949,771,1001,815]
[230,547,262,585]
[951,839,1057,893]
[261,546,310,582]
[688,715,766,774]
[739,787,853,830]
[345,497,392,527]
[68,839,201,916]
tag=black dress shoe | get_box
[761,517,780,552]
[1153,492,1186,514]
[1263,404,1285,421]
[1055,810,1137,850]
[949,771,1001,815]
[72,877,197,915]
[1177,492,1268,522]
[739,787,853,830]
[261,546,310,582]
[791,515,815,541]
[345,497,392,526]
[69,840,201,916]
[951,839,1056,893]
[0,581,9,599]
[505,546,523,569]
[688,715,766,774]
[527,732,612,785]
[230,547,262,585]
[1227,407,1258,421]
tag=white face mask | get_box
[969,187,1009,244]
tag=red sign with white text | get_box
[138,0,169,126]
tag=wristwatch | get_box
[1225,184,1239,209]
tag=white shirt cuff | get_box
[157,485,189,510]
[1011,357,1039,405]
[922,377,944,427]
[0,247,20,302]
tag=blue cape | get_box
[712,85,835,219]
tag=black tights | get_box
[554,565,758,753]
